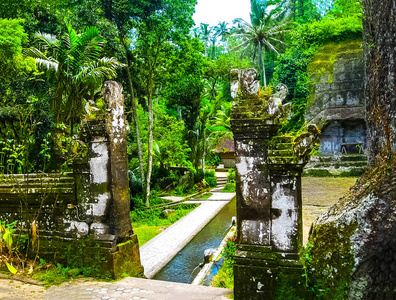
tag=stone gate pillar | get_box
[74,81,143,278]
[230,69,318,299]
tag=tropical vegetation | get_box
[0,0,364,282]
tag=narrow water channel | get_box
[153,197,236,284]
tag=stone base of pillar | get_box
[234,244,310,300]
[35,233,144,279]
[108,234,144,279]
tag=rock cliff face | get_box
[305,40,366,155]
[307,161,396,299]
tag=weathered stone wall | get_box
[0,173,75,232]
[305,40,366,155]
[0,81,143,278]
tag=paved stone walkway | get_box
[0,278,46,300]
[140,191,235,278]
[44,277,231,300]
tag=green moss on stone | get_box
[305,221,357,299]
[306,39,363,110]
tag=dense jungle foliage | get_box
[0,0,363,206]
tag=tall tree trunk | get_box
[144,40,161,207]
[125,59,146,184]
[145,73,154,207]
[202,128,206,173]
[362,0,396,167]
[297,0,304,20]
[261,48,267,87]
[118,34,146,187]
[292,0,297,21]
[307,2,396,298]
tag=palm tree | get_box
[233,15,288,87]
[215,21,230,41]
[209,34,218,60]
[25,21,124,131]
[200,23,212,56]
[191,27,201,39]
[250,0,267,25]
[210,101,233,142]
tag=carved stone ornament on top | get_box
[230,68,291,123]
[231,68,319,164]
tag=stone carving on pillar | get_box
[230,69,318,299]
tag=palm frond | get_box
[23,48,49,60]
[35,32,58,50]
[73,57,124,84]
[35,58,59,72]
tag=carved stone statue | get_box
[268,83,288,114]
[230,68,260,98]
[293,124,320,161]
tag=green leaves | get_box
[0,19,36,82]
[25,21,124,128]
[0,221,18,274]
[5,262,17,274]
[0,222,13,251]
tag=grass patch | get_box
[133,225,168,246]
[197,193,212,199]
[131,204,198,246]
[222,183,236,193]
[32,264,83,286]
[31,260,111,286]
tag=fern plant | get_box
[24,21,125,132]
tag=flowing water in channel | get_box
[153,197,236,284]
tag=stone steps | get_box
[217,178,227,184]
[271,136,294,143]
[303,154,368,177]
[270,143,295,150]
[268,149,294,157]
[314,154,368,162]
[309,161,368,168]
[267,156,303,165]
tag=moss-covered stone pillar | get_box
[103,81,134,243]
[74,81,143,278]
[230,69,318,299]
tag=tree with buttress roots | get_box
[306,1,396,299]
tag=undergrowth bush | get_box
[211,239,236,290]
[222,183,236,193]
[227,169,235,183]
[33,263,84,286]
